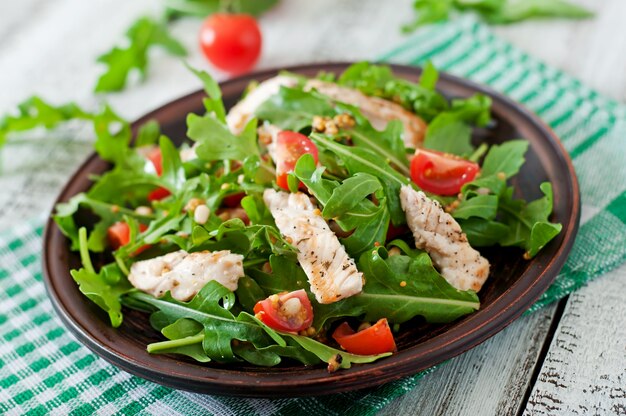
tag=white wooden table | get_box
[1,1,625,414]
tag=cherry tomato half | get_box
[410,149,480,196]
[253,290,314,333]
[147,147,163,176]
[275,131,319,191]
[332,319,397,355]
[107,222,150,255]
[199,14,262,75]
[147,187,171,201]
[223,192,245,208]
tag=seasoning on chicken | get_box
[226,75,299,134]
[263,189,363,304]
[128,250,244,301]
[304,79,427,149]
[399,185,490,292]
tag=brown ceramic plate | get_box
[42,63,580,397]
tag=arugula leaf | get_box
[188,113,260,161]
[71,228,132,327]
[310,133,409,225]
[480,140,529,178]
[127,281,274,363]
[402,0,593,33]
[185,63,226,122]
[423,114,473,155]
[294,154,390,256]
[457,218,510,246]
[322,173,382,218]
[484,0,594,24]
[452,194,498,220]
[499,182,562,257]
[158,135,186,191]
[94,17,186,93]
[92,105,133,164]
[135,120,161,147]
[0,96,92,149]
[165,0,278,19]
[423,94,491,156]
[282,333,391,369]
[314,246,480,329]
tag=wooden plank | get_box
[380,305,558,416]
[522,264,626,415]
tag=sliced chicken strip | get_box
[399,185,490,292]
[227,75,299,134]
[128,250,244,301]
[305,79,427,149]
[263,189,363,304]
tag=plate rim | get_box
[42,62,581,397]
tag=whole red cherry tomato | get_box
[199,14,262,75]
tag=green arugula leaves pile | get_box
[403,0,594,33]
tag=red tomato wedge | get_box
[332,319,397,355]
[223,192,245,208]
[147,187,171,201]
[147,147,163,176]
[253,290,314,333]
[410,149,479,196]
[107,222,150,255]
[199,14,262,75]
[275,131,319,191]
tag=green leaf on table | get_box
[313,246,479,330]
[483,0,594,24]
[165,0,278,19]
[94,17,186,93]
[0,96,92,148]
[402,0,593,33]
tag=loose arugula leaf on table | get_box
[294,154,390,256]
[94,17,186,93]
[71,228,132,327]
[0,96,92,149]
[164,0,278,19]
[313,245,480,330]
[402,0,593,33]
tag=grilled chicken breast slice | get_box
[399,185,490,292]
[226,75,299,134]
[263,189,363,304]
[305,79,427,149]
[128,250,244,301]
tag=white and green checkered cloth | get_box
[2,16,626,415]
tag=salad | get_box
[54,62,562,372]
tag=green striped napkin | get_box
[2,16,625,416]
